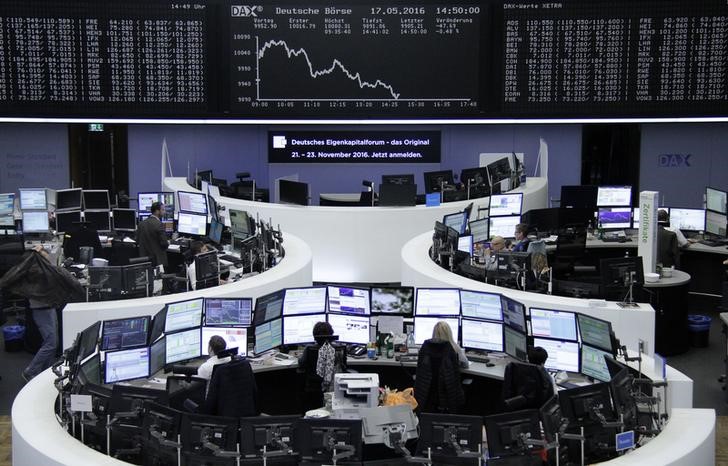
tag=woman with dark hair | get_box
[297,321,347,413]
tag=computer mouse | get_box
[486,362,495,367]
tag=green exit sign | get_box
[88,123,104,132]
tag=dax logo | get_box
[658,153,692,168]
[231,5,263,17]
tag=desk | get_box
[61,233,313,348]
[164,177,549,283]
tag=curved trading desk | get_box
[164,177,549,283]
[401,232,693,412]
[61,233,313,348]
[13,358,709,466]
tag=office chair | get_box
[109,239,140,266]
[552,226,587,278]
[297,343,348,413]
[167,375,208,411]
[414,340,466,414]
[200,358,258,417]
[501,362,554,411]
[63,222,103,262]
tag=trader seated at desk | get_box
[186,241,226,290]
[484,236,507,273]
[657,209,681,269]
[298,321,347,413]
[197,335,232,381]
[512,223,530,252]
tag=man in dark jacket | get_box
[135,201,169,268]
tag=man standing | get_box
[136,201,169,268]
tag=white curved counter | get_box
[62,233,313,348]
[164,177,548,283]
[401,231,693,412]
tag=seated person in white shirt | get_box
[197,335,232,381]
[186,240,226,290]
[484,236,507,272]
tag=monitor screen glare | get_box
[533,337,580,373]
[530,309,578,341]
[669,208,705,231]
[327,286,370,316]
[415,289,460,316]
[327,314,370,345]
[461,319,504,352]
[414,317,459,345]
[489,216,520,239]
[165,298,204,333]
[165,328,202,364]
[490,194,523,217]
[283,314,325,345]
[597,186,632,207]
[104,347,150,384]
[254,318,283,354]
[283,287,327,316]
[460,290,502,321]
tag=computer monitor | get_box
[558,382,615,426]
[521,207,560,234]
[577,314,614,353]
[493,251,531,282]
[327,286,371,316]
[279,179,309,206]
[180,413,239,456]
[100,316,150,351]
[0,193,15,214]
[381,174,415,185]
[532,337,580,373]
[558,207,594,229]
[414,316,459,345]
[150,336,166,375]
[597,207,632,230]
[123,262,153,298]
[78,321,101,362]
[599,256,644,295]
[415,288,460,316]
[460,167,490,193]
[609,365,637,426]
[165,328,202,364]
[204,298,253,326]
[79,353,101,385]
[416,413,482,461]
[706,187,727,214]
[443,211,467,235]
[201,326,248,353]
[207,218,223,244]
[82,190,110,210]
[282,287,327,316]
[377,183,417,206]
[112,208,137,232]
[489,215,520,239]
[504,326,528,361]
[423,170,455,194]
[177,212,207,236]
[19,188,47,210]
[501,295,526,333]
[458,235,473,256]
[229,209,252,238]
[56,188,83,211]
[150,308,166,343]
[254,318,283,354]
[177,191,208,215]
[0,212,13,227]
[55,210,81,233]
[530,308,578,341]
[597,186,631,207]
[459,290,502,321]
[164,298,204,333]
[193,250,219,289]
[295,418,363,464]
[283,313,325,345]
[561,185,598,210]
[207,194,219,223]
[486,157,512,188]
[461,319,503,352]
[138,192,175,216]
[327,313,370,345]
[369,286,414,316]
[104,347,150,384]
[253,290,285,325]
[88,266,124,300]
[490,194,523,217]
[668,208,705,231]
[469,217,489,243]
[581,344,612,383]
[632,207,641,228]
[84,210,111,232]
[240,415,300,460]
[484,409,542,458]
[706,210,727,237]
[22,211,49,233]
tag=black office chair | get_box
[109,239,140,266]
[552,226,587,278]
[501,362,554,411]
[414,340,465,414]
[63,222,103,262]
[297,343,348,413]
[200,358,258,417]
[166,375,208,412]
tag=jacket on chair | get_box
[414,339,465,413]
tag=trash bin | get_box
[687,315,711,348]
[3,324,26,352]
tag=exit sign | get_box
[88,123,104,132]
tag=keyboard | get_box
[698,239,727,247]
[396,354,418,364]
[602,236,630,243]
[219,254,242,263]
[466,354,491,364]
